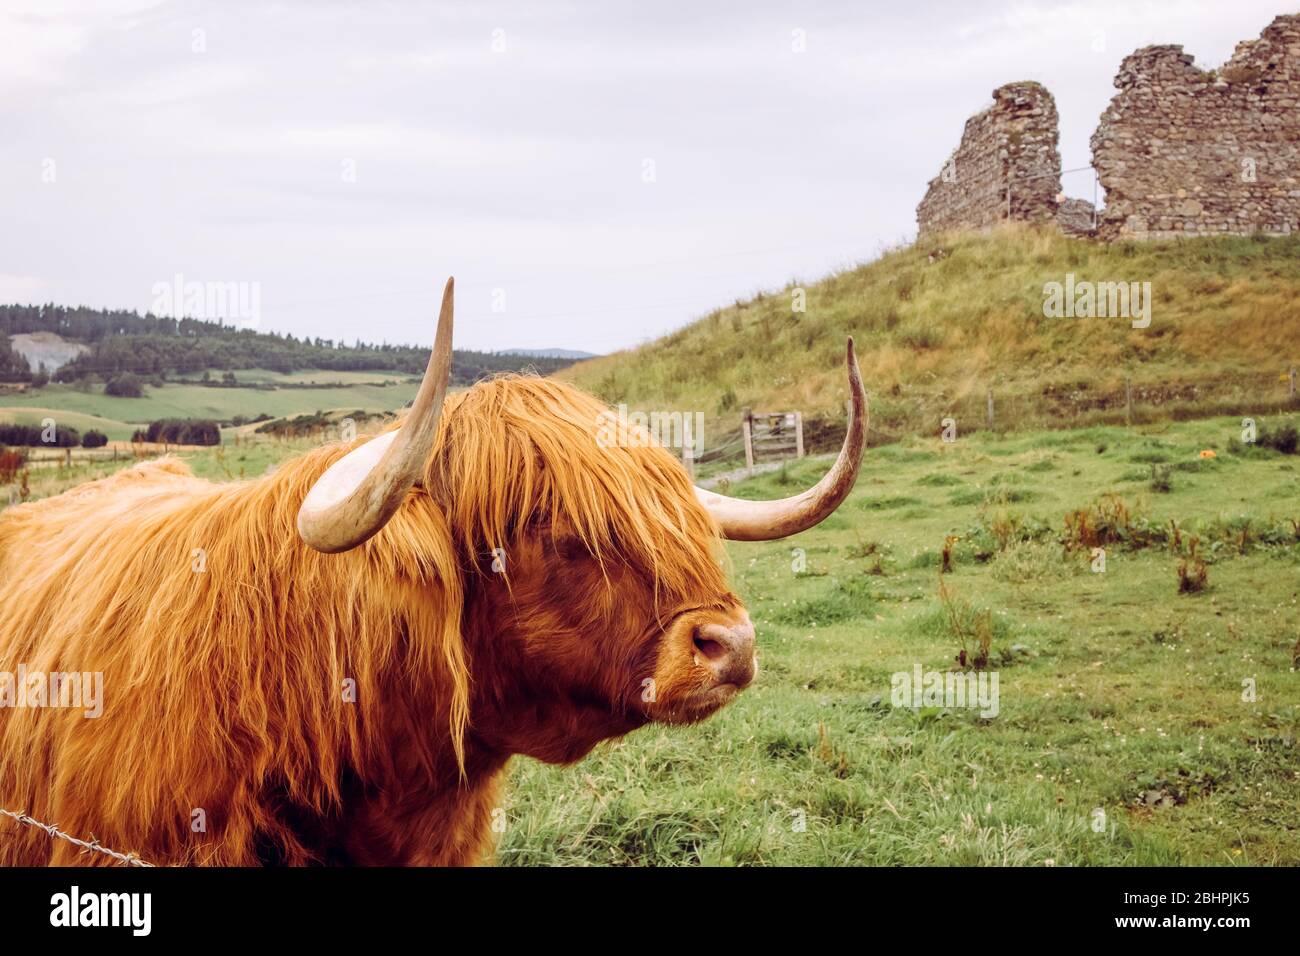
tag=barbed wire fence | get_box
[0,805,155,867]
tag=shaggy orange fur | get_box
[0,376,744,865]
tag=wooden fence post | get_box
[681,442,695,480]
[1290,366,1297,400]
[986,388,994,430]
[741,408,754,475]
[1125,376,1133,425]
[794,412,805,459]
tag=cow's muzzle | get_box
[691,619,756,690]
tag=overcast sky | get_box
[1,0,1288,353]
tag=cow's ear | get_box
[297,278,455,553]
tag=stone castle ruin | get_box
[915,82,1071,235]
[917,13,1300,241]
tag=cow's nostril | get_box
[689,619,756,690]
[692,635,727,661]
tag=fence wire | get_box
[0,806,155,867]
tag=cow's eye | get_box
[555,536,592,562]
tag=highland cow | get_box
[0,279,866,866]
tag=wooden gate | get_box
[742,408,804,472]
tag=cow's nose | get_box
[692,621,757,688]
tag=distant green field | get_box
[0,377,419,433]
[212,368,419,386]
[0,407,140,441]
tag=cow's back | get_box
[0,444,468,866]
[0,457,224,865]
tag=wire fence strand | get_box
[0,806,155,867]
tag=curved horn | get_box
[297,277,455,554]
[695,338,867,541]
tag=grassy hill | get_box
[565,226,1300,453]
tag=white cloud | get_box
[0,0,167,88]
[0,274,49,302]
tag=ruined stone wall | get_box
[1056,197,1098,237]
[1091,14,1300,240]
[916,82,1064,238]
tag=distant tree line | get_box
[0,419,219,447]
[104,373,145,397]
[0,424,107,448]
[0,334,29,380]
[0,304,575,385]
[131,419,222,446]
[0,423,82,447]
[255,409,385,439]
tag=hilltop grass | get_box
[565,226,1300,450]
[7,414,1296,865]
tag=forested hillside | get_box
[0,304,572,385]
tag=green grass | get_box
[564,225,1300,449]
[5,415,1298,866]
[496,415,1299,866]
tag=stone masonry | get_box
[917,13,1300,242]
[1091,13,1300,240]
[1055,197,1098,236]
[916,82,1065,238]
